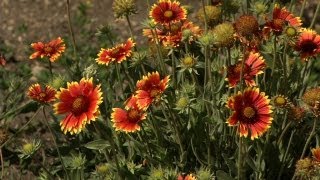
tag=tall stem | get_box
[277,130,296,180]
[300,118,317,159]
[48,60,53,78]
[66,0,80,73]
[125,15,135,43]
[42,107,69,179]
[237,137,243,180]
[310,2,320,28]
[299,0,307,18]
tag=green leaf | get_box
[84,139,110,150]
[216,170,234,180]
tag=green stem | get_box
[171,50,176,89]
[48,60,53,78]
[66,0,80,74]
[299,0,307,18]
[125,15,136,44]
[150,28,166,74]
[271,36,277,77]
[310,2,320,28]
[300,118,317,159]
[277,121,292,145]
[237,137,243,180]
[42,107,69,179]
[0,107,41,149]
[277,130,296,180]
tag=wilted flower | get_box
[96,38,135,66]
[150,0,187,25]
[112,0,137,18]
[294,29,320,61]
[27,83,56,104]
[287,105,305,122]
[111,96,147,133]
[234,15,259,38]
[295,158,318,179]
[197,6,221,27]
[302,87,320,116]
[29,37,65,62]
[54,78,103,134]
[135,71,170,110]
[212,23,235,47]
[226,87,273,140]
[226,52,266,88]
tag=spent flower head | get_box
[112,0,137,18]
[212,23,235,47]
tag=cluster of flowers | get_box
[111,71,170,132]
[26,34,171,134]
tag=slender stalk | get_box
[271,36,277,77]
[0,148,4,179]
[150,28,166,74]
[201,0,208,32]
[66,0,77,58]
[66,0,80,74]
[237,137,243,180]
[48,60,53,78]
[171,50,176,89]
[277,121,292,145]
[42,107,69,179]
[299,0,307,18]
[277,130,296,180]
[125,15,135,44]
[0,107,41,149]
[300,118,317,159]
[310,2,320,28]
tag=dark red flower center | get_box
[39,92,46,98]
[300,40,317,54]
[164,10,173,18]
[242,106,256,119]
[72,96,88,115]
[128,109,140,122]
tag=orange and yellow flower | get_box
[143,21,201,47]
[27,83,56,103]
[295,29,320,60]
[96,38,135,66]
[29,37,66,62]
[226,87,273,140]
[226,52,266,88]
[264,4,301,36]
[150,0,187,25]
[54,78,103,134]
[111,96,147,132]
[135,71,170,110]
